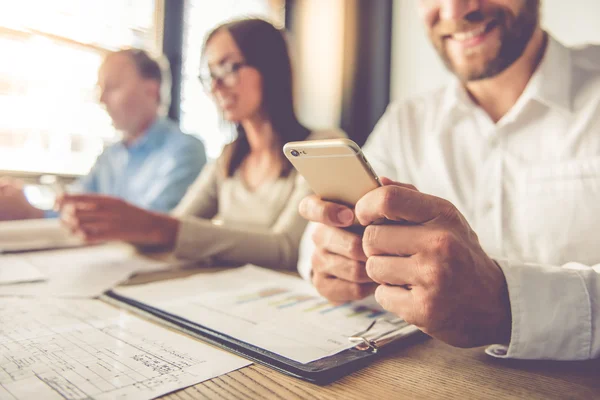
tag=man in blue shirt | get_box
[0,49,206,220]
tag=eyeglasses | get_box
[198,61,248,92]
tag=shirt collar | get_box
[122,117,167,152]
[524,34,573,113]
[439,34,573,127]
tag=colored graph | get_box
[269,294,318,309]
[236,287,387,319]
[236,288,288,304]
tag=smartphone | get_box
[283,138,381,207]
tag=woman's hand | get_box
[57,194,180,247]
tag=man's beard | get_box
[430,0,540,82]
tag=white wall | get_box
[391,0,600,102]
[292,0,346,129]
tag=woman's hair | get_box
[202,18,310,177]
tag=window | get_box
[180,0,284,159]
[0,0,158,176]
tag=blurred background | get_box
[1,0,599,182]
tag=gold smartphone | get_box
[283,138,381,207]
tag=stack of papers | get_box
[0,219,84,253]
[0,297,250,400]
[0,256,46,285]
[0,244,177,298]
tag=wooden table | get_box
[125,268,600,400]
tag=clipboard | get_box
[102,290,423,385]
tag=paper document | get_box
[0,219,84,253]
[0,297,250,400]
[0,256,46,285]
[112,265,402,364]
[0,244,175,298]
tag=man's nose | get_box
[439,0,481,20]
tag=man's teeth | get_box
[452,25,487,41]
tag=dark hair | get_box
[203,18,310,177]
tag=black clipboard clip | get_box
[349,317,418,353]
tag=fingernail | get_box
[337,209,354,225]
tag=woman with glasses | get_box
[58,18,344,270]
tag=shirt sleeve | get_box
[170,160,220,219]
[362,104,402,181]
[72,156,102,194]
[42,153,104,218]
[173,172,311,271]
[486,259,600,360]
[137,139,206,213]
[297,221,317,281]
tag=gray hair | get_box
[110,48,172,116]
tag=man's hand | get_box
[356,184,511,348]
[57,194,179,246]
[298,195,377,303]
[0,178,44,221]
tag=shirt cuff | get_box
[486,259,593,360]
[43,209,59,219]
[172,217,215,264]
[297,222,317,281]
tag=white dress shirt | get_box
[298,35,600,360]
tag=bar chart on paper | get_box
[237,287,387,319]
[113,266,400,364]
[0,298,249,400]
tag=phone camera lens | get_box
[291,150,300,157]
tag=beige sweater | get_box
[170,129,344,270]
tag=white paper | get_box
[0,297,250,400]
[0,244,175,298]
[113,265,402,364]
[0,219,84,253]
[0,256,46,285]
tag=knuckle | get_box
[424,264,445,288]
[346,235,364,259]
[348,283,368,300]
[348,260,366,282]
[310,250,323,272]
[299,196,320,221]
[431,231,455,258]
[315,201,328,223]
[298,197,310,219]
[312,272,326,290]
[438,199,459,221]
[419,296,437,323]
[361,225,378,255]
[380,186,399,212]
[311,224,326,246]
[374,285,390,309]
[365,257,379,280]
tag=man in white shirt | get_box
[298,0,600,360]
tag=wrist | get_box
[28,207,45,220]
[150,213,180,248]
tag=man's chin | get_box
[447,59,500,82]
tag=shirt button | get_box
[483,133,495,144]
[484,202,494,213]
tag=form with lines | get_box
[0,298,249,400]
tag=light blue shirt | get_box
[47,118,206,216]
